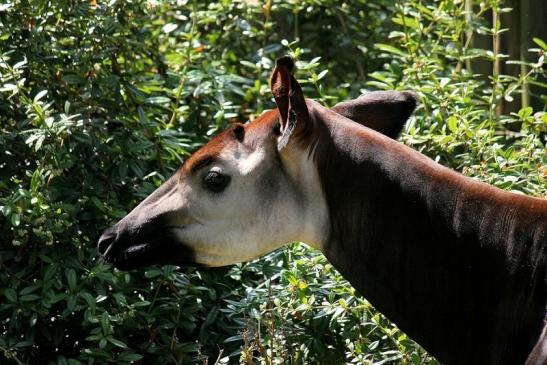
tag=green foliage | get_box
[368,1,546,196]
[0,1,545,365]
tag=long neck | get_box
[312,110,547,365]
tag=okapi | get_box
[98,57,547,365]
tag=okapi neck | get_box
[312,109,547,365]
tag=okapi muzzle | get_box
[97,174,197,270]
[98,56,547,365]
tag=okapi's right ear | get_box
[270,56,310,150]
[331,91,418,139]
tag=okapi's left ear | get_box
[270,56,310,150]
[331,91,418,139]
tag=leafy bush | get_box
[0,1,544,365]
[368,1,546,197]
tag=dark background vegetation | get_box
[1,0,545,364]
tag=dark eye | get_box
[203,170,230,193]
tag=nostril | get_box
[98,230,117,256]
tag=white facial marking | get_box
[238,146,265,175]
[170,140,329,267]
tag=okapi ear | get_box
[331,91,417,139]
[270,56,310,150]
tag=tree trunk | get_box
[468,0,546,114]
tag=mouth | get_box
[103,241,153,270]
[100,232,197,271]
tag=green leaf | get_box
[44,265,57,283]
[80,292,96,311]
[0,204,12,217]
[35,134,46,151]
[240,60,257,69]
[100,312,110,334]
[90,196,104,212]
[107,336,128,349]
[20,294,41,302]
[0,83,17,91]
[98,75,120,86]
[50,293,68,304]
[65,268,77,291]
[12,60,27,69]
[66,295,77,312]
[62,74,86,84]
[108,210,127,218]
[99,338,107,349]
[56,355,68,365]
[447,116,457,133]
[518,106,533,120]
[5,288,17,303]
[392,15,420,29]
[13,341,33,349]
[137,106,147,123]
[316,69,328,81]
[203,305,219,327]
[117,353,143,362]
[146,96,171,104]
[131,300,150,307]
[144,269,161,278]
[374,43,407,57]
[162,23,178,34]
[10,213,20,227]
[533,37,547,51]
[34,90,48,102]
[30,313,37,327]
[19,285,40,296]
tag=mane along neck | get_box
[310,107,547,365]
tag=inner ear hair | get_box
[270,56,311,150]
[270,59,293,128]
[233,123,245,142]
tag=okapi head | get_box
[98,56,416,270]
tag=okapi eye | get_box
[203,170,230,193]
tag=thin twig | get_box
[0,346,25,365]
[491,5,501,120]
[167,0,197,127]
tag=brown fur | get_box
[304,102,547,365]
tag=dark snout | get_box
[97,213,196,271]
[98,215,166,271]
[97,174,197,270]
[98,223,133,261]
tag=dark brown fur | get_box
[306,102,547,365]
